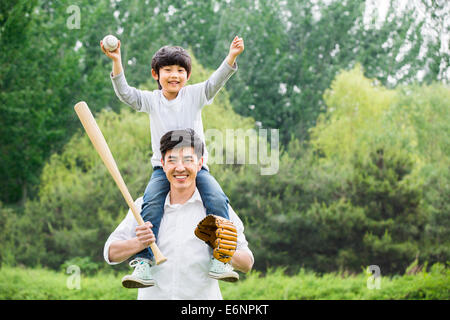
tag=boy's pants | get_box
[135,167,230,261]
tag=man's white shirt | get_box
[103,189,253,300]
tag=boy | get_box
[100,36,244,288]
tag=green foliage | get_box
[221,263,450,300]
[397,83,450,264]
[219,66,449,274]
[311,65,412,166]
[2,0,446,205]
[0,264,448,300]
[60,257,101,276]
[0,266,137,300]
[308,66,448,269]
[0,202,19,267]
[0,0,120,203]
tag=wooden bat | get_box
[74,101,167,265]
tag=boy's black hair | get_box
[160,128,204,160]
[151,46,192,90]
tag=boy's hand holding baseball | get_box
[226,36,244,67]
[100,39,122,61]
[100,39,123,76]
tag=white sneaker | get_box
[121,258,156,288]
[208,258,239,282]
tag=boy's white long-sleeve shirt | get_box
[103,191,253,300]
[110,59,238,169]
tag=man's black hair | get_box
[160,128,204,160]
[151,46,192,90]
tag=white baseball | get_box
[102,35,119,52]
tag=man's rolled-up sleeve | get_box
[228,205,254,265]
[103,209,138,265]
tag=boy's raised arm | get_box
[100,39,149,113]
[204,36,245,102]
[226,36,245,67]
[100,39,123,76]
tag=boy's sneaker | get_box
[208,258,239,282]
[121,258,156,288]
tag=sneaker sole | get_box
[209,271,239,282]
[121,275,156,288]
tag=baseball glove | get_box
[194,215,237,263]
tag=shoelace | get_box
[129,259,148,277]
[129,259,142,267]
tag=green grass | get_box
[0,266,137,300]
[220,264,450,299]
[0,264,448,300]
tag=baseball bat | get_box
[74,101,167,265]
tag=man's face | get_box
[152,65,190,98]
[162,146,202,191]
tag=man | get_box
[103,129,254,299]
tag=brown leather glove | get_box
[194,215,237,263]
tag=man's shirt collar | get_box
[164,188,203,209]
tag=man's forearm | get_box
[231,250,253,273]
[109,237,146,263]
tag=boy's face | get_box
[152,65,190,98]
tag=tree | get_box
[414,0,450,83]
[0,0,122,203]
[223,66,448,274]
